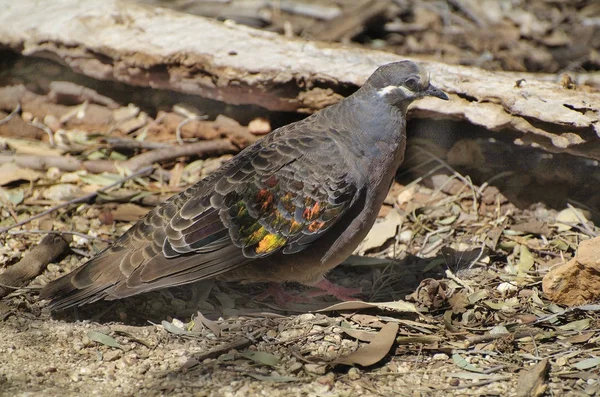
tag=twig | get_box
[0,139,237,173]
[8,229,113,243]
[0,102,21,125]
[28,120,56,147]
[173,104,209,145]
[445,268,474,294]
[104,137,170,150]
[0,166,153,234]
[0,233,72,299]
[566,203,598,237]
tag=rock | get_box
[542,236,600,305]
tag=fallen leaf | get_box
[573,357,600,370]
[87,331,122,349]
[161,320,200,336]
[555,207,590,231]
[510,220,550,235]
[357,210,403,254]
[319,300,420,314]
[516,359,550,397]
[0,163,40,185]
[112,203,150,221]
[193,311,221,337]
[518,245,535,273]
[334,322,399,366]
[558,319,591,332]
[341,327,378,342]
[239,350,279,367]
[452,353,483,373]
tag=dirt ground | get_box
[1,0,599,396]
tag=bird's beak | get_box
[424,84,449,100]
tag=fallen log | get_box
[0,0,598,160]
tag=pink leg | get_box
[254,283,311,306]
[309,279,362,301]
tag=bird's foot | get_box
[254,283,311,306]
[308,278,362,301]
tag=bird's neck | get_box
[319,91,408,186]
[326,91,406,153]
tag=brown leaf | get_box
[333,322,399,367]
[511,220,551,236]
[112,203,150,221]
[516,359,550,397]
[194,311,221,337]
[342,327,378,342]
[0,163,40,185]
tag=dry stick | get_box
[0,166,153,234]
[0,139,237,173]
[0,102,21,125]
[0,233,71,298]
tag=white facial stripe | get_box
[419,67,430,88]
[377,85,413,97]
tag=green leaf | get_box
[558,319,591,331]
[517,245,535,273]
[573,357,600,370]
[239,350,280,367]
[87,331,122,349]
[452,353,483,373]
[437,215,457,225]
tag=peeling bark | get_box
[0,0,598,159]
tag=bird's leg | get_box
[254,283,311,306]
[308,278,362,301]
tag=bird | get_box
[40,61,448,310]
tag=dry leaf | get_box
[239,350,279,367]
[516,359,549,397]
[87,331,122,350]
[518,245,535,274]
[0,163,40,185]
[357,210,403,254]
[334,322,399,366]
[555,207,590,231]
[319,300,420,314]
[193,311,221,337]
[112,203,150,221]
[341,327,378,342]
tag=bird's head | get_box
[363,61,448,108]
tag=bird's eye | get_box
[404,77,419,91]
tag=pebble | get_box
[348,367,361,380]
[304,363,327,375]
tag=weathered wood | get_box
[0,0,598,160]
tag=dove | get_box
[40,61,448,310]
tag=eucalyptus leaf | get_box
[87,331,122,349]
[240,350,280,367]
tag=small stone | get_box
[305,363,327,375]
[316,372,335,387]
[348,367,360,380]
[296,313,316,322]
[248,117,271,135]
[288,362,303,373]
[21,111,33,122]
[103,350,122,362]
[44,114,61,132]
[432,353,449,361]
[398,230,413,243]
